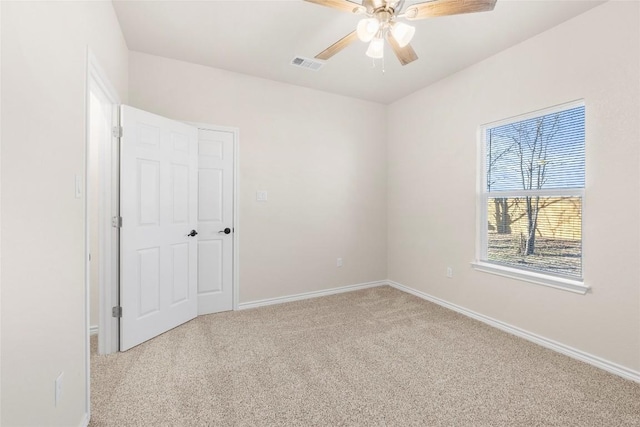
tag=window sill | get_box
[471,261,589,295]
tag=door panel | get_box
[198,240,223,293]
[171,243,190,304]
[172,165,190,223]
[120,105,198,351]
[138,247,160,316]
[198,169,223,221]
[138,160,160,225]
[197,128,234,315]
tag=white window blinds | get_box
[481,103,585,279]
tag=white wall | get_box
[1,1,128,425]
[129,53,388,303]
[387,1,640,372]
[1,2,637,424]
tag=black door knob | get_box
[218,227,231,235]
[187,230,198,237]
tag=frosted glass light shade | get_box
[366,37,384,59]
[357,18,380,42]
[391,21,415,47]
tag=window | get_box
[473,101,587,293]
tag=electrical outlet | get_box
[256,190,268,202]
[446,267,453,278]
[337,258,343,267]
[55,372,64,406]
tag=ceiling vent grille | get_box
[290,56,324,71]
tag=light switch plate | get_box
[256,191,268,202]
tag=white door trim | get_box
[87,51,120,355]
[188,122,240,310]
[84,47,121,423]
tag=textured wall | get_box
[1,1,128,425]
[387,1,640,371]
[129,52,388,303]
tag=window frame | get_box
[472,100,590,295]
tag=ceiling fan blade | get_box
[405,0,496,20]
[315,30,359,60]
[394,0,407,12]
[304,0,366,14]
[387,33,418,66]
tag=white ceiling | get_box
[112,0,604,104]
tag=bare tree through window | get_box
[482,104,585,278]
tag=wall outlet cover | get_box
[256,190,268,202]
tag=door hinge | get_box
[112,126,123,138]
[112,216,122,228]
[112,306,122,318]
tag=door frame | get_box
[87,51,121,356]
[188,122,240,311]
[84,49,121,420]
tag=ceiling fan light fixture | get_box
[357,18,380,42]
[366,37,384,59]
[306,0,498,66]
[391,21,416,48]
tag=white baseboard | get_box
[238,280,387,310]
[79,412,89,427]
[387,280,640,384]
[89,325,99,336]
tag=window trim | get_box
[475,100,588,294]
[470,261,589,295]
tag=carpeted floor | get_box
[90,286,640,426]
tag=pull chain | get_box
[370,56,387,73]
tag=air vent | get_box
[290,56,325,71]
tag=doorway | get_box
[86,52,120,357]
[86,54,240,357]
[85,50,121,421]
[117,107,238,350]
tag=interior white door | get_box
[120,105,198,351]
[197,128,234,315]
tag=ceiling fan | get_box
[305,0,497,66]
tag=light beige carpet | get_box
[90,286,640,426]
